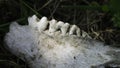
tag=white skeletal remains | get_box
[5,15,120,68]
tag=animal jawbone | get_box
[5,15,120,68]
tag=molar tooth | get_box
[32,15,38,22]
[56,21,64,30]
[69,25,77,35]
[76,27,80,37]
[61,23,70,36]
[69,25,81,37]
[37,16,48,32]
[28,15,38,28]
[49,19,57,33]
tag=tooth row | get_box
[28,15,90,38]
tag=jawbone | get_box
[5,15,120,68]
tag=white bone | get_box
[37,16,48,32]
[49,19,57,33]
[69,25,81,37]
[56,21,64,29]
[69,25,76,35]
[5,15,120,68]
[28,15,38,28]
[61,23,70,35]
[76,27,80,37]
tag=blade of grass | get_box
[0,17,27,28]
[0,23,10,27]
[0,60,21,68]
[20,0,42,17]
[38,0,53,11]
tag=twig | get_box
[20,0,42,17]
[49,0,61,19]
[38,0,53,11]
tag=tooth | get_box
[76,27,80,37]
[61,23,70,35]
[69,25,77,35]
[32,15,38,22]
[37,16,48,32]
[49,19,57,33]
[28,15,38,28]
[56,21,64,30]
[28,17,32,26]
[69,25,80,37]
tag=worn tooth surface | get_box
[76,27,80,37]
[37,16,48,32]
[69,25,75,35]
[69,25,77,35]
[32,15,38,22]
[61,23,70,36]
[49,19,57,33]
[56,21,64,30]
[28,15,38,28]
